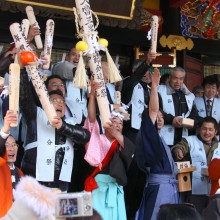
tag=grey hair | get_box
[170,66,186,77]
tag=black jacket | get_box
[121,60,151,105]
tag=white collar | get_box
[205,97,214,102]
[8,163,15,170]
[216,188,220,194]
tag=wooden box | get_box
[180,118,194,128]
[176,162,196,192]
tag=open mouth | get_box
[56,109,62,113]
[8,154,15,159]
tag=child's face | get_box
[5,136,18,165]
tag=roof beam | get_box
[170,0,189,8]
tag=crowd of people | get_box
[0,23,220,220]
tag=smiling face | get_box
[204,84,218,99]
[47,78,66,96]
[200,122,217,144]
[5,136,18,166]
[66,48,80,65]
[49,94,66,118]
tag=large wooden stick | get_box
[9,63,20,127]
[75,0,111,128]
[9,22,57,124]
[42,19,55,70]
[151,15,159,54]
[8,19,29,117]
[21,19,30,38]
[26,6,43,49]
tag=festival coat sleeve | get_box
[57,121,90,145]
[109,138,135,186]
[119,136,135,171]
[19,69,37,122]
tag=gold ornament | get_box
[75,41,89,51]
[159,35,194,50]
[98,38,109,47]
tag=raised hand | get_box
[146,48,157,65]
[151,67,160,87]
[2,110,18,134]
[27,23,41,43]
[174,148,184,160]
[89,80,101,97]
[51,116,62,129]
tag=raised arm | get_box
[19,69,37,122]
[129,49,156,85]
[57,121,90,145]
[0,47,18,77]
[0,110,18,155]
[149,68,160,124]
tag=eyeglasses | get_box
[50,98,65,105]
[49,83,64,88]
[5,143,19,149]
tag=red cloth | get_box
[0,153,23,217]
[208,158,220,196]
[84,140,118,192]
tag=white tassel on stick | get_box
[73,51,88,88]
[106,49,122,83]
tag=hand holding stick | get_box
[26,6,43,49]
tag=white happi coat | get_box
[129,83,149,130]
[35,108,74,182]
[185,136,220,195]
[158,84,195,145]
[106,82,116,104]
[194,97,220,122]
[65,81,88,125]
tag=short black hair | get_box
[157,204,202,220]
[48,89,64,98]
[199,116,218,131]
[160,73,170,85]
[45,75,65,89]
[192,85,204,95]
[202,74,219,89]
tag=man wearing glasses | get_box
[52,47,88,126]
[0,110,23,217]
[19,71,90,192]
